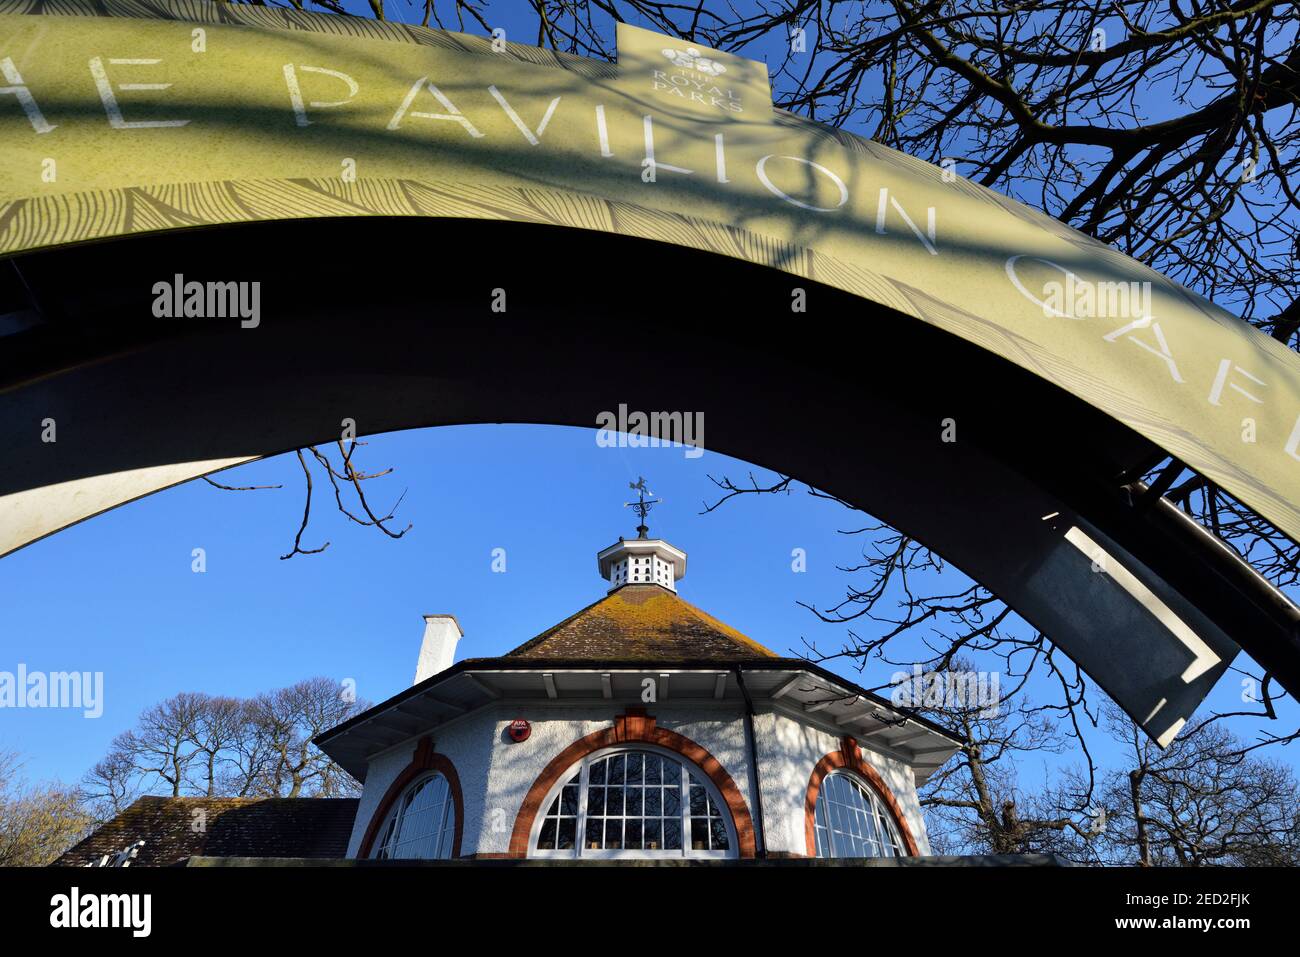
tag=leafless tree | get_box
[81,679,368,805]
[0,750,94,866]
[220,699,282,797]
[187,694,247,798]
[123,692,208,798]
[1039,702,1300,864]
[247,678,368,798]
[82,746,142,821]
[914,662,1104,856]
[204,439,411,559]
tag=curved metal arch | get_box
[1,2,1298,745]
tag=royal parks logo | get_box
[661,46,727,76]
[652,45,743,113]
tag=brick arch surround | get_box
[804,736,921,857]
[509,712,758,858]
[357,735,465,858]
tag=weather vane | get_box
[624,476,661,539]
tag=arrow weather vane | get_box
[624,476,661,539]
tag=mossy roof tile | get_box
[506,584,777,661]
[53,796,359,866]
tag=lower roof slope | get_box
[505,584,778,661]
[52,796,359,866]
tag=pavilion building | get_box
[315,516,964,862]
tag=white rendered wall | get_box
[346,703,931,858]
[752,709,931,856]
[345,739,416,858]
[344,710,496,859]
[471,706,753,856]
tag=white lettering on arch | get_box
[755,154,848,212]
[0,57,55,133]
[282,64,359,128]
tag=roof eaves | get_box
[314,656,964,748]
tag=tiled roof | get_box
[52,796,358,866]
[506,584,778,661]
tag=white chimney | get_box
[414,614,463,685]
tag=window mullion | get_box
[678,762,689,858]
[391,799,406,851]
[435,790,451,858]
[575,760,591,860]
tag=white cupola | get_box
[596,477,687,593]
[597,536,687,593]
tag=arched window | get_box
[813,770,907,858]
[531,746,737,859]
[371,772,456,860]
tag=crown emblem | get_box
[661,46,727,76]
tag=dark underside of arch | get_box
[2,216,1297,739]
